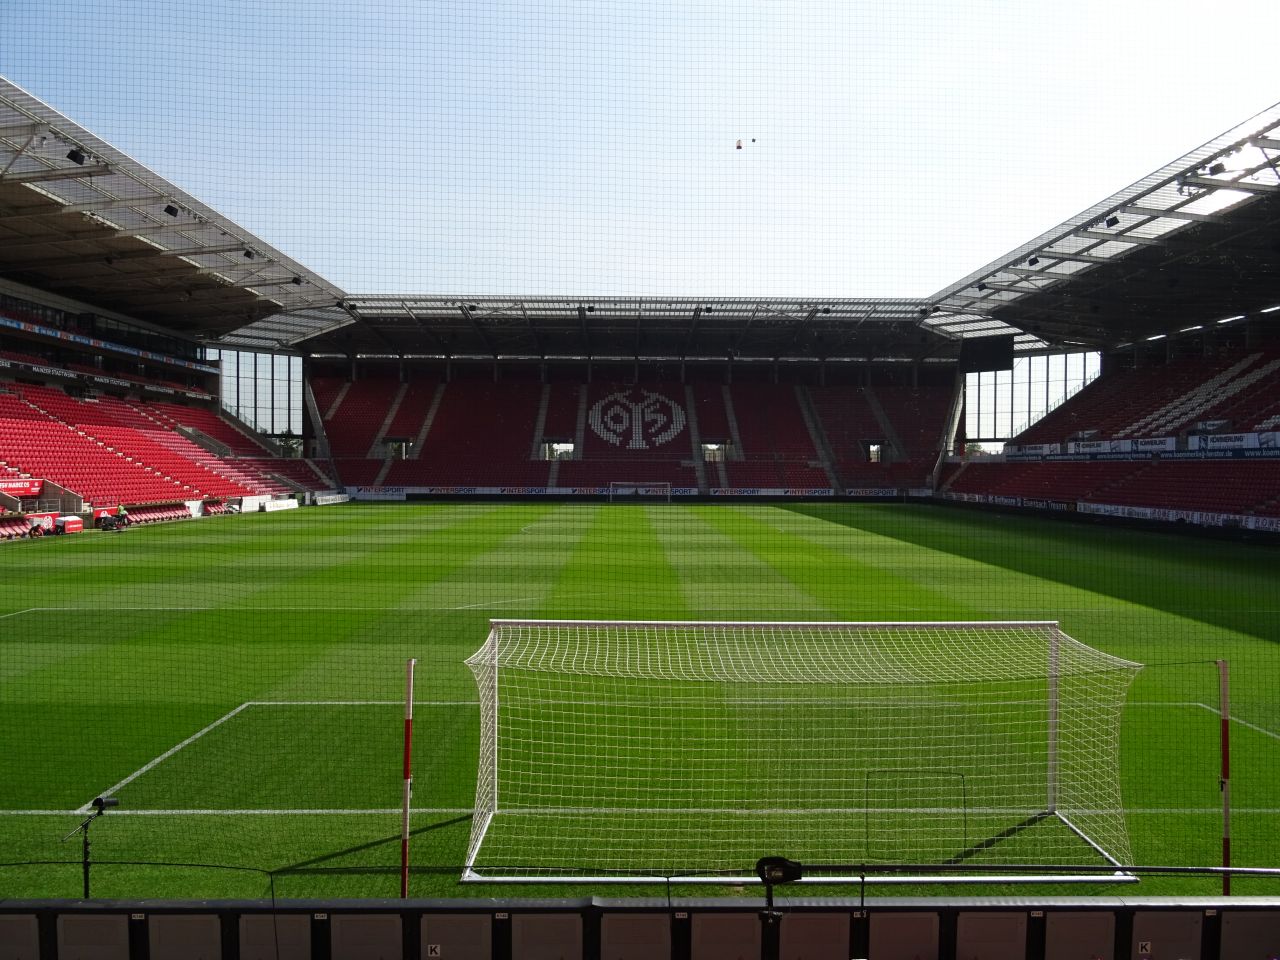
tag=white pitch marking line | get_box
[76,702,253,814]
[247,700,478,707]
[0,605,533,613]
[7,806,1280,818]
[1190,701,1280,743]
[1132,701,1280,742]
[0,807,473,817]
[451,597,539,610]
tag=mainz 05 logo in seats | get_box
[589,389,687,450]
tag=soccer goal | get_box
[607,481,672,502]
[462,619,1143,884]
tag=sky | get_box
[3,0,1279,298]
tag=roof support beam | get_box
[0,196,181,224]
[403,301,453,356]
[1032,249,1119,265]
[459,303,497,358]
[1073,229,1167,247]
[0,163,113,184]
[1251,136,1280,150]
[0,125,49,177]
[104,221,207,240]
[578,305,591,356]
[680,305,704,356]
[338,301,401,355]
[0,122,48,140]
[729,304,762,356]
[1119,204,1224,223]
[1181,174,1280,194]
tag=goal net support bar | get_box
[462,619,1143,885]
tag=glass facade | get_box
[965,351,1101,442]
[205,348,303,437]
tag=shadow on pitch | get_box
[272,813,471,877]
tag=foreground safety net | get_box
[463,619,1142,883]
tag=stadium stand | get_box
[323,377,403,456]
[1014,345,1280,444]
[236,457,332,492]
[383,379,549,486]
[0,512,31,539]
[0,382,318,505]
[553,381,697,488]
[540,380,581,444]
[948,458,1280,517]
[139,401,272,456]
[124,503,191,524]
[0,393,191,505]
[382,378,439,442]
[718,383,830,488]
[807,381,952,489]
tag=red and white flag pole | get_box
[1218,658,1231,896]
[401,657,417,898]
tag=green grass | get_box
[1,501,1277,899]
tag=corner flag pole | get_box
[1218,659,1231,896]
[401,657,417,898]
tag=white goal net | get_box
[462,619,1142,883]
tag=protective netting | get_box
[464,620,1141,880]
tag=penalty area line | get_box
[7,806,1280,817]
[0,807,472,817]
[0,604,539,613]
[1133,701,1280,742]
[75,702,253,814]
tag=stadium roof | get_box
[931,101,1280,348]
[284,296,1044,364]
[0,79,344,338]
[2,75,1277,362]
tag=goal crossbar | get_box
[463,619,1142,884]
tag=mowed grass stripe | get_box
[648,507,828,619]
[693,505,988,620]
[538,506,692,619]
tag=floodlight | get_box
[1104,215,1120,227]
[976,282,988,291]
[66,148,86,165]
[163,204,179,217]
[1208,162,1226,176]
[243,249,255,259]
[1027,256,1039,266]
[291,276,303,285]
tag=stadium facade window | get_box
[965,351,1100,443]
[205,348,303,438]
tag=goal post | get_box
[462,619,1143,884]
[607,481,672,502]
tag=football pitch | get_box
[2,501,1278,900]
